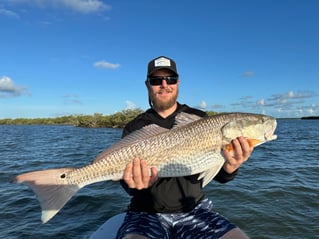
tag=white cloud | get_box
[199,100,207,109]
[94,60,120,69]
[63,94,82,105]
[257,99,265,106]
[125,100,137,110]
[0,76,31,98]
[60,0,111,14]
[2,0,111,14]
[219,89,318,118]
[211,104,225,110]
[0,8,20,18]
[307,108,314,115]
[242,71,255,77]
[270,90,315,101]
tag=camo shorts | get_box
[116,198,236,239]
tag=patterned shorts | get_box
[116,198,236,239]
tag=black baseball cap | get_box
[147,56,179,77]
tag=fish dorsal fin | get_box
[93,124,169,162]
[121,123,169,145]
[173,112,203,128]
[93,112,202,163]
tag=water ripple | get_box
[1,121,318,239]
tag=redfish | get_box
[13,112,277,223]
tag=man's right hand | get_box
[123,158,158,190]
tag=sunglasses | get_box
[147,76,179,86]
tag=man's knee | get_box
[122,234,148,239]
[220,227,250,239]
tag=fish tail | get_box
[13,168,80,223]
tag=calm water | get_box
[0,120,318,239]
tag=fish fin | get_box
[223,138,262,152]
[94,124,169,163]
[173,112,202,128]
[93,113,203,163]
[13,168,80,223]
[198,153,225,187]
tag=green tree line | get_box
[0,109,217,128]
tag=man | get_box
[116,56,253,239]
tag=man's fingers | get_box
[222,137,254,174]
[232,138,243,158]
[132,158,142,181]
[133,158,148,189]
[123,158,158,190]
[123,162,134,188]
[140,159,151,183]
[149,167,159,185]
[238,137,253,159]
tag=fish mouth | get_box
[264,122,277,141]
[265,133,277,141]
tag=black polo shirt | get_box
[120,103,237,213]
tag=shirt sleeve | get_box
[214,167,238,183]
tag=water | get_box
[0,120,318,239]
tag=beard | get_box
[149,88,179,111]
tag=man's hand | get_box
[123,158,158,190]
[223,136,254,174]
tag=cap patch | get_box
[154,57,171,67]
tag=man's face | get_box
[147,69,180,111]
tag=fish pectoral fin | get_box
[223,138,262,152]
[14,168,81,223]
[198,154,225,187]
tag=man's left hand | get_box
[222,136,254,174]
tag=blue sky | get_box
[0,0,318,119]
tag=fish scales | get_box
[65,116,219,185]
[13,112,277,223]
[71,114,227,182]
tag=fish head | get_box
[221,113,277,147]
